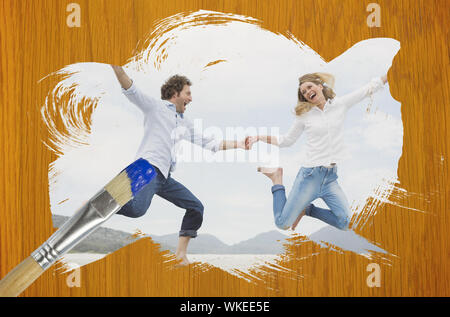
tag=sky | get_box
[42,11,402,250]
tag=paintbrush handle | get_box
[0,158,154,297]
[0,256,44,297]
[0,190,120,297]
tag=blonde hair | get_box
[295,72,336,116]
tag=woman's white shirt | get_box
[278,77,385,167]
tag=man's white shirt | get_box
[122,81,221,178]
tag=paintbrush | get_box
[0,158,155,297]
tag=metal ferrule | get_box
[31,189,121,270]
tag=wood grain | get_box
[0,0,449,296]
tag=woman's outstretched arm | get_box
[246,135,279,148]
[246,117,305,149]
[339,74,388,109]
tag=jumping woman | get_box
[247,72,388,231]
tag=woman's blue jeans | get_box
[271,165,351,230]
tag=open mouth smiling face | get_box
[308,91,317,101]
[300,82,322,103]
[179,99,190,113]
[177,85,192,113]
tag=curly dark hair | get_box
[160,75,192,100]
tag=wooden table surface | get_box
[0,0,448,296]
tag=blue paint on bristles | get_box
[124,158,156,196]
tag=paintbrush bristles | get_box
[104,170,133,207]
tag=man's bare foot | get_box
[174,236,191,267]
[291,209,306,230]
[257,167,283,185]
[175,253,191,267]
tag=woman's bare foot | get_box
[257,167,283,185]
[291,209,306,230]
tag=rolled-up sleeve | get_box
[122,80,158,113]
[278,117,305,148]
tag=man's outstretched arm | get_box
[111,65,133,90]
[219,140,248,151]
[110,65,157,112]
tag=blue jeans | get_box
[271,165,350,230]
[117,166,204,238]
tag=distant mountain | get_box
[149,230,288,254]
[308,226,387,254]
[152,232,232,254]
[52,214,289,255]
[231,230,288,254]
[52,214,145,254]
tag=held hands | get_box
[230,136,258,150]
[244,135,258,150]
[221,138,257,151]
